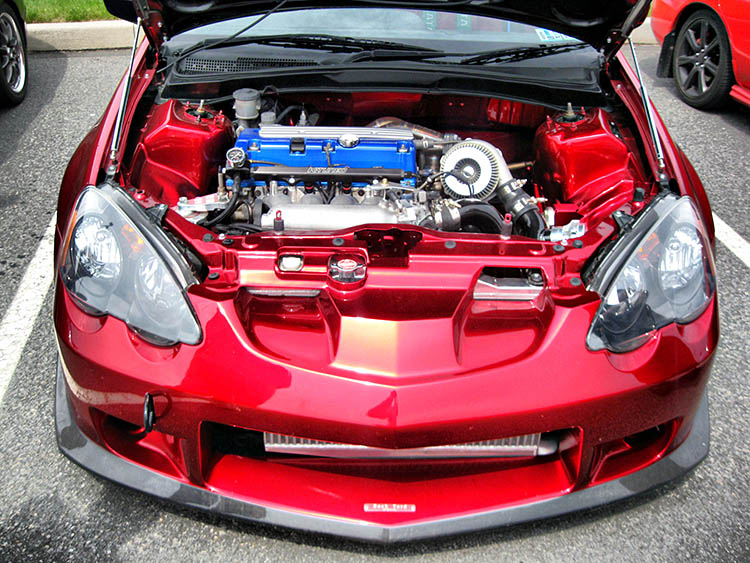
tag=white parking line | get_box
[713,213,750,270]
[0,214,57,403]
[0,210,748,404]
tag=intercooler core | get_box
[263,432,557,459]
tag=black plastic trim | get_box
[657,31,676,78]
[55,359,710,544]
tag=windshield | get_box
[172,8,582,49]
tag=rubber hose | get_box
[495,181,547,239]
[202,186,241,228]
[276,105,304,124]
[458,203,504,234]
[516,209,547,239]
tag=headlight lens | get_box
[61,185,201,346]
[587,195,715,353]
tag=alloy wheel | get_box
[672,11,732,109]
[676,18,721,96]
[0,12,25,95]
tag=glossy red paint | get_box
[652,0,750,106]
[126,99,234,204]
[533,107,647,204]
[56,271,717,526]
[54,22,718,538]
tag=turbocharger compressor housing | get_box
[440,140,512,201]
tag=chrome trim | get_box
[246,288,320,298]
[263,432,544,458]
[473,275,544,301]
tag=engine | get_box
[149,89,644,241]
[231,124,425,231]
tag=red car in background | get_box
[652,0,750,108]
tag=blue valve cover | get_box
[234,125,417,187]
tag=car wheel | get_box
[0,2,27,106]
[672,10,733,109]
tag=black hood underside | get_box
[108,0,650,58]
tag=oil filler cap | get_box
[329,255,367,287]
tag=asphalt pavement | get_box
[0,46,747,562]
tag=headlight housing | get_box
[61,184,201,346]
[586,194,715,353]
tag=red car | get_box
[55,0,718,542]
[652,0,750,108]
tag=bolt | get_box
[208,272,219,280]
[203,233,214,242]
[444,240,457,249]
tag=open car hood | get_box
[107,0,650,59]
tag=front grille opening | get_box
[623,425,666,449]
[210,422,266,458]
[94,410,185,479]
[204,422,577,462]
[202,426,582,490]
[591,420,678,485]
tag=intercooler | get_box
[263,432,556,459]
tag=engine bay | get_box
[125,89,650,243]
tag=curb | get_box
[631,18,658,45]
[26,18,658,52]
[27,20,138,51]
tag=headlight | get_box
[586,194,715,353]
[61,184,202,346]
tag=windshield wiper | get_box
[220,34,440,54]
[163,31,440,74]
[335,42,590,65]
[337,49,461,64]
[457,43,590,65]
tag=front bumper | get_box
[56,360,710,543]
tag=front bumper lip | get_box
[55,361,710,544]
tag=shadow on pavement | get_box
[0,46,67,210]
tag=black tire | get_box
[0,2,27,106]
[672,10,733,109]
